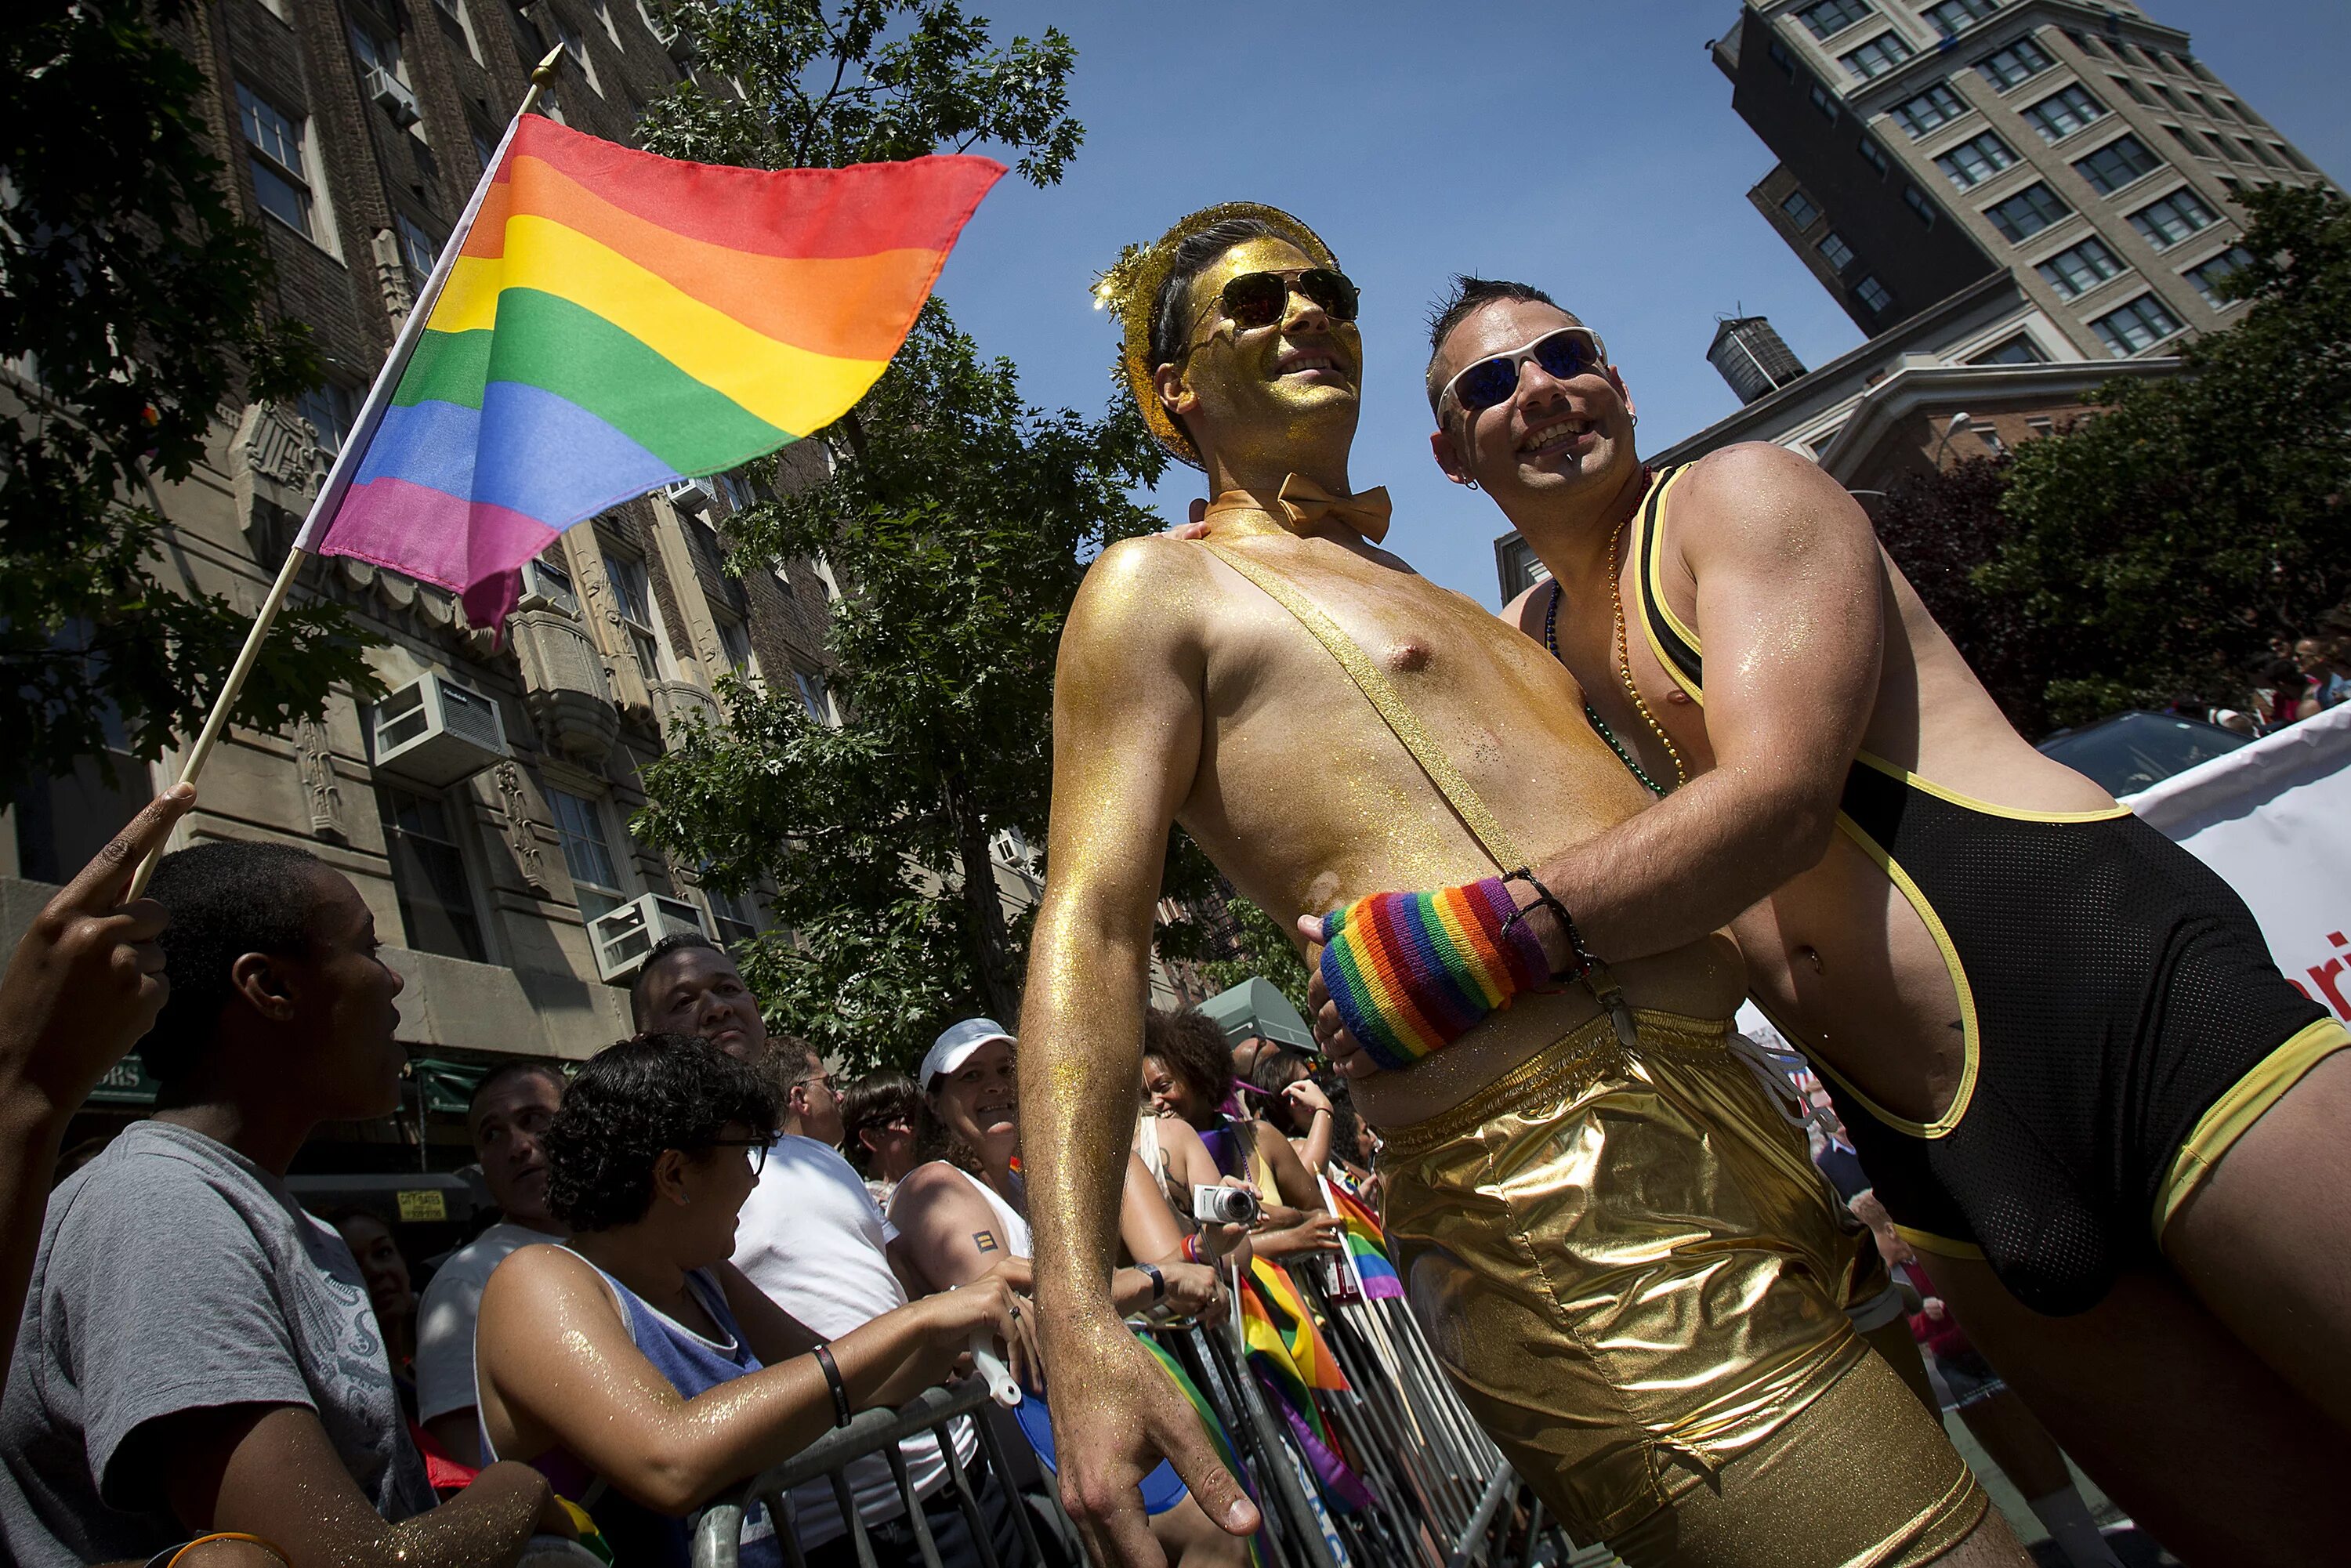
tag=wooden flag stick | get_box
[125,47,567,899]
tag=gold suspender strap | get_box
[1200,541,1639,1045]
[1201,542,1525,871]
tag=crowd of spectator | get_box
[2207,614,2351,736]
[0,820,1378,1568]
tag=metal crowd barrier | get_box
[687,1255,1607,1568]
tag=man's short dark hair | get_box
[140,841,335,1086]
[839,1069,917,1174]
[467,1059,567,1120]
[1143,1006,1236,1107]
[1144,215,1293,453]
[1423,276,1569,418]
[628,930,726,1025]
[543,1033,779,1233]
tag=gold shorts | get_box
[1380,1010,1982,1556]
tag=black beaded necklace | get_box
[1545,576,1669,798]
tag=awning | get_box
[1195,977,1317,1056]
[82,1054,494,1117]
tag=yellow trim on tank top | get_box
[1894,1225,1987,1262]
[1845,751,2132,824]
[1636,463,1705,666]
[2154,1016,2351,1240]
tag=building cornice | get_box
[1812,351,2181,481]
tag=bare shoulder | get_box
[890,1161,981,1225]
[1498,580,1548,639]
[1671,443,1875,560]
[480,1242,607,1332]
[1062,533,1218,665]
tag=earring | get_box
[1464,477,1480,492]
[1630,413,1639,428]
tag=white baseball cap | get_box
[921,1017,1016,1086]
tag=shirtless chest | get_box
[1166,531,1744,1124]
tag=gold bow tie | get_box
[1275,474,1392,544]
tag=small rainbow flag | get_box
[1139,1334,1264,1568]
[1326,1185,1404,1301]
[1237,1276,1371,1512]
[1248,1258,1348,1393]
[297,114,1002,626]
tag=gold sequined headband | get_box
[1093,202,1342,470]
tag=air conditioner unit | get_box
[589,892,710,983]
[661,477,715,514]
[364,65,422,128]
[519,558,579,617]
[371,671,509,787]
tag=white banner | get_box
[2124,702,2351,1027]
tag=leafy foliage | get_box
[1984,186,2351,726]
[2,0,381,793]
[634,300,1189,1071]
[1193,894,1315,1023]
[638,0,1080,182]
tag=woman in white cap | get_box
[889,1019,1253,1568]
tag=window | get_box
[349,22,404,85]
[1809,81,1840,123]
[2185,245,2254,307]
[296,382,354,456]
[715,616,756,676]
[2128,188,2215,248]
[2153,49,2188,77]
[393,212,441,291]
[234,84,317,239]
[1799,0,1873,40]
[1841,31,1913,81]
[793,670,835,725]
[2246,140,2284,170]
[1975,35,2052,91]
[1924,0,1998,39]
[1780,189,1822,230]
[2022,82,2103,141]
[1935,129,2016,189]
[2035,236,2125,298]
[2110,74,2150,106]
[1983,181,2069,242]
[1768,36,1799,78]
[545,785,626,919]
[2027,415,2056,435]
[1893,82,1969,138]
[1975,428,2008,454]
[2162,124,2211,160]
[2281,146,2317,175]
[2219,99,2249,124]
[554,16,601,92]
[601,550,667,678]
[2074,134,2161,196]
[2091,293,2184,356]
[2186,89,2217,118]
[1970,333,2048,364]
[433,0,481,61]
[379,785,487,962]
[1858,136,1890,177]
[2066,30,2108,60]
[2113,41,2147,67]
[589,0,621,44]
[706,882,759,946]
[2152,82,2191,115]
[1817,230,1856,270]
[1902,184,1938,226]
[1855,275,1895,313]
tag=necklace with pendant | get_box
[1542,514,1688,798]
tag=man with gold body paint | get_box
[1015,204,2024,1568]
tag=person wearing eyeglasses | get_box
[473,1034,1027,1568]
[1373,276,2351,1563]
[1018,204,2014,1568]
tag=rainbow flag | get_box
[1237,1276,1372,1512]
[1248,1258,1347,1393]
[1139,1335,1264,1568]
[1327,1183,1404,1301]
[296,114,1002,626]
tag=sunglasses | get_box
[1185,267,1360,353]
[708,1138,770,1175]
[1438,326,1608,420]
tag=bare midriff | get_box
[1147,519,1747,1129]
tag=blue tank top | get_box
[526,1256,784,1568]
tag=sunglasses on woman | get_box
[1184,267,1360,353]
[708,1138,770,1175]
[1437,326,1608,420]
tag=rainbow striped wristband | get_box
[1317,876,1552,1072]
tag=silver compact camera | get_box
[1192,1184,1262,1226]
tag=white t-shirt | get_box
[414,1221,563,1425]
[732,1135,973,1547]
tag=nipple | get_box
[1389,642,1432,672]
[1665,688,1693,705]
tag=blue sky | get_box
[923,0,2349,607]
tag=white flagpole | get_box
[129,46,565,896]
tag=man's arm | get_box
[1016,538,1258,1566]
[1313,447,1883,1068]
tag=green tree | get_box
[629,1,1186,1067]
[1194,894,1315,1023]
[2,0,381,795]
[633,303,1183,1068]
[1987,185,2351,725]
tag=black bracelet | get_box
[1136,1262,1167,1303]
[1502,866,1603,983]
[812,1342,853,1428]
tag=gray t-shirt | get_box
[0,1119,435,1567]
[415,1222,563,1425]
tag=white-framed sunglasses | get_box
[1436,326,1609,422]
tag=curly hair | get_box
[1143,1006,1237,1111]
[545,1034,779,1233]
